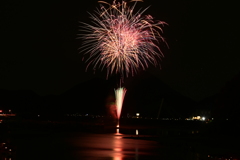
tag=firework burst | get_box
[78,0,168,79]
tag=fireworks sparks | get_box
[115,87,127,126]
[78,0,168,128]
[79,0,168,79]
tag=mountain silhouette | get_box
[0,72,197,118]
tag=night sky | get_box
[0,0,238,102]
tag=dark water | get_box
[11,130,164,160]
[2,129,188,160]
[2,127,240,160]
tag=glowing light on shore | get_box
[136,129,139,135]
[79,0,168,79]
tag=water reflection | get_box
[113,128,138,160]
[6,128,240,160]
[68,130,161,160]
[113,136,123,160]
[0,142,14,160]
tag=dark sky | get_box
[0,0,238,102]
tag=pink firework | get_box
[115,87,127,119]
[115,87,127,127]
[79,0,168,79]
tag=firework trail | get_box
[115,87,127,127]
[78,0,168,79]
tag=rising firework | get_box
[115,87,127,127]
[78,0,168,79]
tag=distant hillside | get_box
[0,89,40,112]
[57,77,113,114]
[121,72,197,118]
[0,72,197,118]
[212,72,240,121]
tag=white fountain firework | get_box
[115,87,127,127]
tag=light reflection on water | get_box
[7,128,240,160]
[68,131,161,160]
